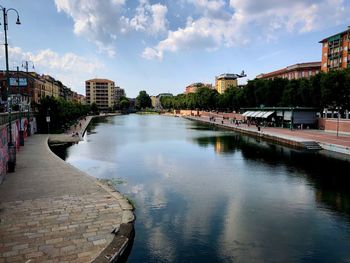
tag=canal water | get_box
[52,114,350,263]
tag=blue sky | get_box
[0,0,349,97]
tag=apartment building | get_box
[256,62,321,80]
[215,74,238,94]
[320,27,350,72]
[85,79,115,111]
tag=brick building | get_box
[0,71,84,111]
[256,62,321,80]
[320,26,350,72]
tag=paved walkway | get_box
[49,116,94,144]
[0,135,134,262]
[187,116,350,156]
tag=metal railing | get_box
[0,111,34,127]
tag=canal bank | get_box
[0,117,135,262]
[184,115,350,157]
[61,114,350,262]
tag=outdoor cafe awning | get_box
[242,111,253,116]
[242,111,275,118]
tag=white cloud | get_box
[55,0,168,56]
[142,12,247,60]
[143,0,349,60]
[55,0,126,57]
[1,47,104,94]
[126,0,168,35]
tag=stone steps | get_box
[301,141,323,151]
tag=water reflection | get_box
[192,133,350,220]
[51,115,350,263]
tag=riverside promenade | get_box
[186,115,350,157]
[0,118,134,262]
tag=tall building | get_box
[320,27,350,72]
[256,62,321,80]
[114,86,126,107]
[215,74,238,94]
[85,79,115,111]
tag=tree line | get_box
[160,69,350,112]
[36,96,93,133]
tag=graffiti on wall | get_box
[0,117,37,183]
[0,125,9,182]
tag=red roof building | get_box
[256,62,321,80]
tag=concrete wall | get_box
[0,117,37,183]
[318,118,350,135]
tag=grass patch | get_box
[99,178,127,188]
[125,196,137,210]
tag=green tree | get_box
[321,69,350,108]
[119,96,130,111]
[91,102,99,115]
[196,87,218,110]
[37,96,91,133]
[135,90,152,109]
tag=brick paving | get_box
[0,135,134,262]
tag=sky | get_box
[0,0,349,97]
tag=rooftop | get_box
[319,27,350,43]
[257,62,321,78]
[85,78,114,83]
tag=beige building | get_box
[185,83,213,94]
[85,79,115,111]
[215,74,238,94]
[41,75,60,98]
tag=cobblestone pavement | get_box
[0,135,134,262]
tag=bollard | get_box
[19,130,24,146]
[8,143,16,173]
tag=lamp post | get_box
[17,66,24,146]
[336,107,341,138]
[22,60,34,136]
[46,107,51,134]
[22,60,35,72]
[0,5,21,172]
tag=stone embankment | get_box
[0,115,135,262]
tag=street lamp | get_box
[336,107,341,138]
[16,66,24,146]
[46,107,51,134]
[22,60,35,72]
[0,5,21,172]
[22,61,35,137]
